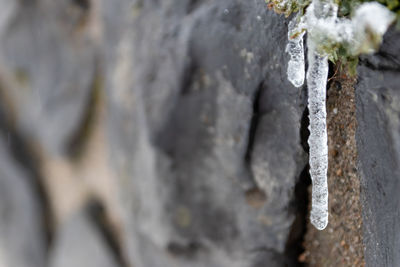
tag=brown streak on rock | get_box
[303,66,365,266]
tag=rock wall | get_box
[356,27,400,266]
[0,0,399,266]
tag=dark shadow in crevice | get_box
[179,58,198,96]
[283,103,311,266]
[65,65,102,160]
[284,165,311,267]
[186,0,201,14]
[300,107,310,154]
[242,81,265,191]
[359,54,400,72]
[244,81,263,165]
[86,199,129,267]
[326,60,336,91]
[72,0,91,11]
[166,241,204,259]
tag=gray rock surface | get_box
[0,140,46,267]
[0,0,97,155]
[49,209,120,267]
[0,0,308,265]
[356,27,400,267]
[1,0,400,266]
[103,0,307,266]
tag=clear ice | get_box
[286,15,306,88]
[307,39,329,230]
[284,0,395,230]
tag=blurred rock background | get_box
[0,0,399,266]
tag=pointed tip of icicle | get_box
[312,221,328,231]
[311,211,328,230]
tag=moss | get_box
[266,0,310,17]
[14,68,30,89]
[267,0,400,20]
[267,0,398,75]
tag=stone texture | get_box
[0,140,46,267]
[102,1,307,266]
[356,26,400,267]
[49,209,120,267]
[1,0,400,266]
[0,0,309,265]
[0,0,97,155]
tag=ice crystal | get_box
[304,0,332,231]
[306,38,329,230]
[286,15,306,87]
[283,0,395,230]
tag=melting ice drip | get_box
[286,0,395,230]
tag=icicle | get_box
[301,0,332,231]
[286,15,306,87]
[306,38,329,231]
[277,0,395,231]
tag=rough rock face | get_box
[49,209,119,267]
[0,0,97,155]
[0,140,46,267]
[356,27,400,267]
[0,0,308,266]
[0,0,399,266]
[103,1,306,266]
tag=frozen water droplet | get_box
[286,15,306,88]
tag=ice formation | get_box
[286,15,306,87]
[306,38,329,230]
[285,0,395,230]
